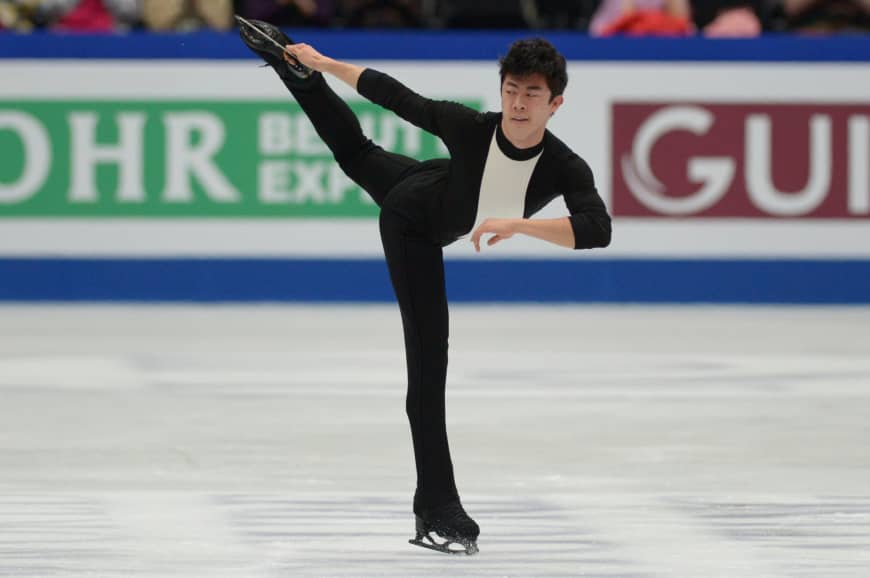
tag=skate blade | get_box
[409,533,479,555]
[235,15,288,54]
[235,14,310,78]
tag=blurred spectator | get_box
[535,0,598,29]
[691,0,764,36]
[780,0,869,33]
[0,0,140,31]
[591,0,693,35]
[0,0,37,30]
[436,0,533,29]
[237,0,335,27]
[4,0,867,32]
[342,0,421,27]
[43,0,140,31]
[141,0,232,30]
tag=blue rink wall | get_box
[1,32,869,303]
[1,258,869,304]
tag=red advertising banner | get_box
[612,103,869,218]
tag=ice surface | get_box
[1,305,868,577]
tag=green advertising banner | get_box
[0,100,473,218]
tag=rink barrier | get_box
[1,31,868,62]
[1,258,868,304]
[2,34,868,303]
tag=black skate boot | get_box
[235,15,317,87]
[409,500,480,555]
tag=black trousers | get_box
[287,76,459,511]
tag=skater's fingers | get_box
[470,228,483,251]
[286,43,324,67]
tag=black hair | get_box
[499,38,568,101]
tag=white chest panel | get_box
[472,131,544,231]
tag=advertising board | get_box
[1,35,868,301]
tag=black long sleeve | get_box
[356,68,480,153]
[532,135,612,250]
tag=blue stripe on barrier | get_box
[0,31,868,62]
[1,258,868,303]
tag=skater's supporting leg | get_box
[378,206,458,510]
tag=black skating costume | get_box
[238,18,611,555]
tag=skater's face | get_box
[500,73,564,148]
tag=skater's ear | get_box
[548,94,564,116]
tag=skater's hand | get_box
[471,218,518,252]
[284,43,331,72]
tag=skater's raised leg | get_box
[238,17,418,207]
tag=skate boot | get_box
[235,15,317,86]
[409,500,479,555]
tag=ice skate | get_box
[235,15,316,85]
[409,501,479,555]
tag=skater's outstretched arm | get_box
[285,43,478,148]
[284,43,365,90]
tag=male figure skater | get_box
[237,18,611,555]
